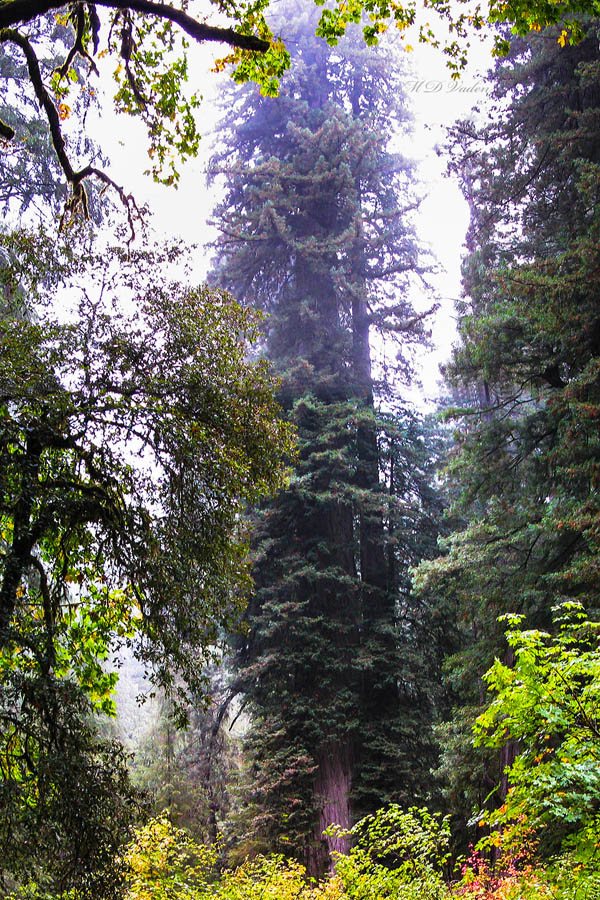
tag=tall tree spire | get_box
[210,10,444,871]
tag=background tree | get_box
[209,9,446,872]
[415,20,600,844]
[131,673,241,846]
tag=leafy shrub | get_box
[122,805,454,900]
[216,855,344,900]
[123,815,218,900]
[474,602,600,859]
[456,843,553,900]
[5,888,81,900]
[332,805,451,900]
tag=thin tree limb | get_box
[0,28,141,241]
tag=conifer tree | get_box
[210,9,445,871]
[416,23,600,834]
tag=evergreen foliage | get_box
[210,9,445,869]
[415,21,600,838]
[131,679,241,846]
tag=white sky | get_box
[96,27,494,406]
[407,39,493,402]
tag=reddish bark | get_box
[308,742,353,875]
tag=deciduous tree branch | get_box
[0,0,270,52]
[1,27,141,240]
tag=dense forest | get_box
[0,0,599,898]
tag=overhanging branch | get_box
[1,27,141,241]
[0,0,270,52]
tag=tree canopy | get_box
[0,236,295,891]
[0,240,293,700]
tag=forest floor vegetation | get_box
[8,805,599,900]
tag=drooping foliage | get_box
[0,242,293,689]
[415,21,600,839]
[210,9,446,870]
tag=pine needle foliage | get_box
[416,22,600,839]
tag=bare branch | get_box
[73,164,142,242]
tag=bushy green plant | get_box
[6,888,81,900]
[545,816,600,900]
[474,603,600,859]
[456,604,600,900]
[124,831,346,900]
[331,806,451,900]
[216,855,344,900]
[122,806,455,900]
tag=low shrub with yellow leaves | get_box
[216,856,346,900]
[123,815,218,900]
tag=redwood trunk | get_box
[308,742,353,875]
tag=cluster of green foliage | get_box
[457,608,600,900]
[474,603,600,863]
[0,233,294,893]
[330,806,451,900]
